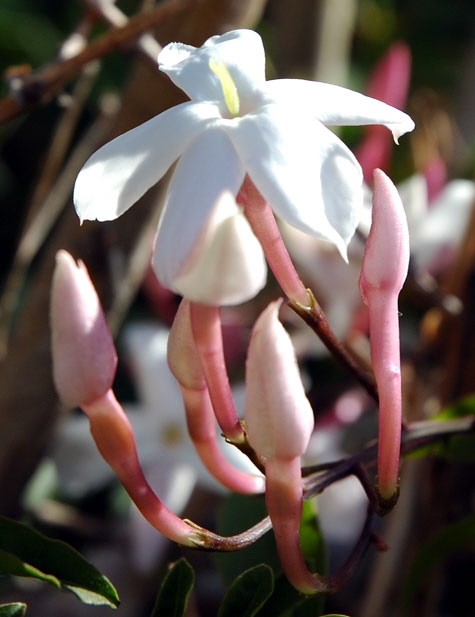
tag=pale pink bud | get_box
[50,250,117,407]
[245,301,321,593]
[358,169,410,501]
[359,169,410,301]
[167,299,206,391]
[244,300,314,462]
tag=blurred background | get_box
[0,1,474,616]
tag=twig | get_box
[0,0,192,124]
[181,415,475,552]
[288,289,379,401]
[0,95,119,354]
[80,0,162,61]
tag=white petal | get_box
[223,104,363,257]
[73,102,220,222]
[264,79,415,142]
[152,127,246,290]
[173,194,267,305]
[158,30,266,113]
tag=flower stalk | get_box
[237,175,310,306]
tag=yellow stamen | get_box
[209,58,240,116]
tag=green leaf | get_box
[149,558,194,617]
[400,513,475,612]
[299,500,327,575]
[218,564,274,617]
[0,604,27,617]
[215,495,327,617]
[214,494,281,586]
[0,517,119,608]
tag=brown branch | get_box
[288,288,379,401]
[0,0,192,124]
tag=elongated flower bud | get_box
[245,300,314,461]
[50,250,117,408]
[359,169,410,503]
[245,301,319,593]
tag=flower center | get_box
[208,58,240,116]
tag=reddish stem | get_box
[181,385,264,493]
[189,302,243,442]
[238,176,309,306]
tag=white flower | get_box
[74,29,414,296]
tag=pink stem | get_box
[366,290,402,500]
[189,302,244,442]
[237,176,309,306]
[265,458,326,594]
[181,385,264,493]
[82,389,196,545]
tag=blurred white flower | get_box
[51,323,255,498]
[398,175,475,274]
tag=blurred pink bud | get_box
[50,250,117,408]
[245,300,314,462]
[359,169,410,501]
[355,42,411,181]
[423,155,447,202]
[365,43,411,111]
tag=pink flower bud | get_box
[50,250,117,407]
[244,300,314,462]
[358,169,410,502]
[167,299,206,391]
[359,169,410,301]
[245,300,321,593]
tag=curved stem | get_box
[238,176,309,306]
[180,385,264,494]
[189,302,243,442]
[265,458,327,594]
[82,390,197,546]
[367,290,402,503]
